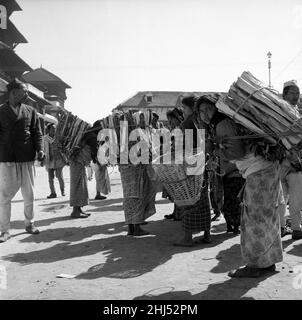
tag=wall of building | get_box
[115,106,174,121]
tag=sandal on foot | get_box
[228,266,262,278]
[228,265,275,278]
[78,211,91,216]
[133,230,150,236]
[263,264,276,272]
[70,213,89,219]
[95,195,107,200]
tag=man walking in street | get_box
[44,123,66,198]
[278,80,302,240]
[0,79,44,242]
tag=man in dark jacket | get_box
[0,79,44,242]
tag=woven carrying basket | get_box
[152,156,204,207]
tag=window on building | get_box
[146,93,153,103]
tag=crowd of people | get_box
[117,79,302,278]
[0,79,111,238]
[0,77,301,279]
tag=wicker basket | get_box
[152,151,205,206]
[154,164,204,206]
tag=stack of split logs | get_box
[54,111,91,160]
[87,110,155,145]
[216,71,302,151]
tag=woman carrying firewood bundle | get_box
[119,111,157,236]
[196,94,283,278]
[69,124,99,218]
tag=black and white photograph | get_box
[0,0,302,304]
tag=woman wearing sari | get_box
[163,107,184,221]
[69,129,98,218]
[197,95,283,278]
[119,111,157,236]
[173,95,211,247]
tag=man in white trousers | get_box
[0,79,44,243]
[278,80,302,240]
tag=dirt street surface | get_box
[0,166,302,300]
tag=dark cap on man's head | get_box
[283,80,299,90]
[6,78,26,92]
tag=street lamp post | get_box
[267,51,272,88]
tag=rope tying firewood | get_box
[232,86,279,119]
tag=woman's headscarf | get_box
[166,108,184,123]
[133,110,151,128]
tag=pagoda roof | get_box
[0,41,32,77]
[1,0,22,17]
[22,68,71,89]
[0,19,28,47]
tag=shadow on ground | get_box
[18,221,128,243]
[279,238,302,258]
[10,198,125,229]
[88,204,124,213]
[75,230,235,280]
[133,270,277,300]
[12,197,48,203]
[210,244,242,273]
[37,197,123,208]
[2,220,238,280]
[283,243,302,257]
[10,215,73,229]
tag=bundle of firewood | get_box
[54,110,91,159]
[216,71,302,150]
[54,107,159,164]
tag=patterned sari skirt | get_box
[69,160,89,207]
[93,163,111,195]
[241,162,283,268]
[180,183,211,233]
[119,164,156,224]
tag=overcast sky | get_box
[12,0,302,123]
